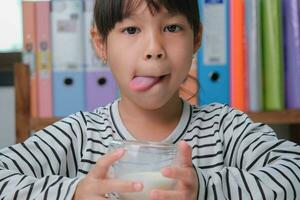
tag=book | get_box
[230,0,248,111]
[261,0,285,110]
[51,0,85,117]
[197,0,230,106]
[84,0,118,111]
[22,0,38,117]
[282,0,300,108]
[245,0,263,111]
[36,0,53,117]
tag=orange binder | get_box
[229,0,248,111]
[22,0,38,117]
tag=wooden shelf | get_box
[246,110,300,143]
[30,117,59,131]
[247,109,300,124]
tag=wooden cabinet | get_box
[247,110,300,143]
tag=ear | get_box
[91,25,107,60]
[193,23,203,54]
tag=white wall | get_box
[0,86,15,148]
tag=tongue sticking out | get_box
[130,76,160,91]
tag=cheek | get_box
[169,42,194,70]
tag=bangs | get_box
[122,0,172,17]
[94,0,199,41]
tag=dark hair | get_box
[93,0,200,42]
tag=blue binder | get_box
[51,0,85,117]
[197,0,230,105]
[53,72,85,116]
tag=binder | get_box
[230,0,248,111]
[84,0,118,111]
[83,0,99,69]
[261,0,285,110]
[245,0,263,112]
[179,57,198,105]
[36,0,53,117]
[86,69,118,111]
[282,0,300,108]
[51,0,85,117]
[197,0,230,106]
[22,0,38,117]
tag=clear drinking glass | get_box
[108,139,177,200]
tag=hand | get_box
[73,149,143,200]
[150,141,198,200]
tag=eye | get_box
[164,24,182,32]
[122,26,140,35]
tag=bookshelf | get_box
[247,110,300,143]
[14,63,59,143]
[247,109,300,124]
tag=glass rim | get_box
[110,139,177,149]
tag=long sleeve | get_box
[195,105,300,200]
[0,112,87,199]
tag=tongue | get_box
[130,76,160,91]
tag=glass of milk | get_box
[108,139,177,200]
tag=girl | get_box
[1,0,300,199]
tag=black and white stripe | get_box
[0,101,299,199]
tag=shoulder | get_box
[188,102,256,134]
[47,102,114,134]
[190,102,232,123]
[191,102,252,122]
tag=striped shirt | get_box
[0,100,300,199]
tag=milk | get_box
[118,171,176,200]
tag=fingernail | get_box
[116,148,124,155]
[162,167,171,176]
[150,190,159,199]
[133,182,143,191]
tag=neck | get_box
[118,95,183,141]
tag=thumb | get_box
[89,148,125,179]
[176,141,193,167]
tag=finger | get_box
[101,179,143,193]
[150,189,187,200]
[161,166,194,185]
[90,148,125,178]
[177,141,192,167]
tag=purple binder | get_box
[282,0,300,108]
[86,69,118,111]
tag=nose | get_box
[144,32,166,60]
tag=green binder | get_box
[261,0,285,110]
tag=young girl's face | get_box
[94,1,201,110]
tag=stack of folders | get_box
[197,0,300,111]
[22,0,119,117]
